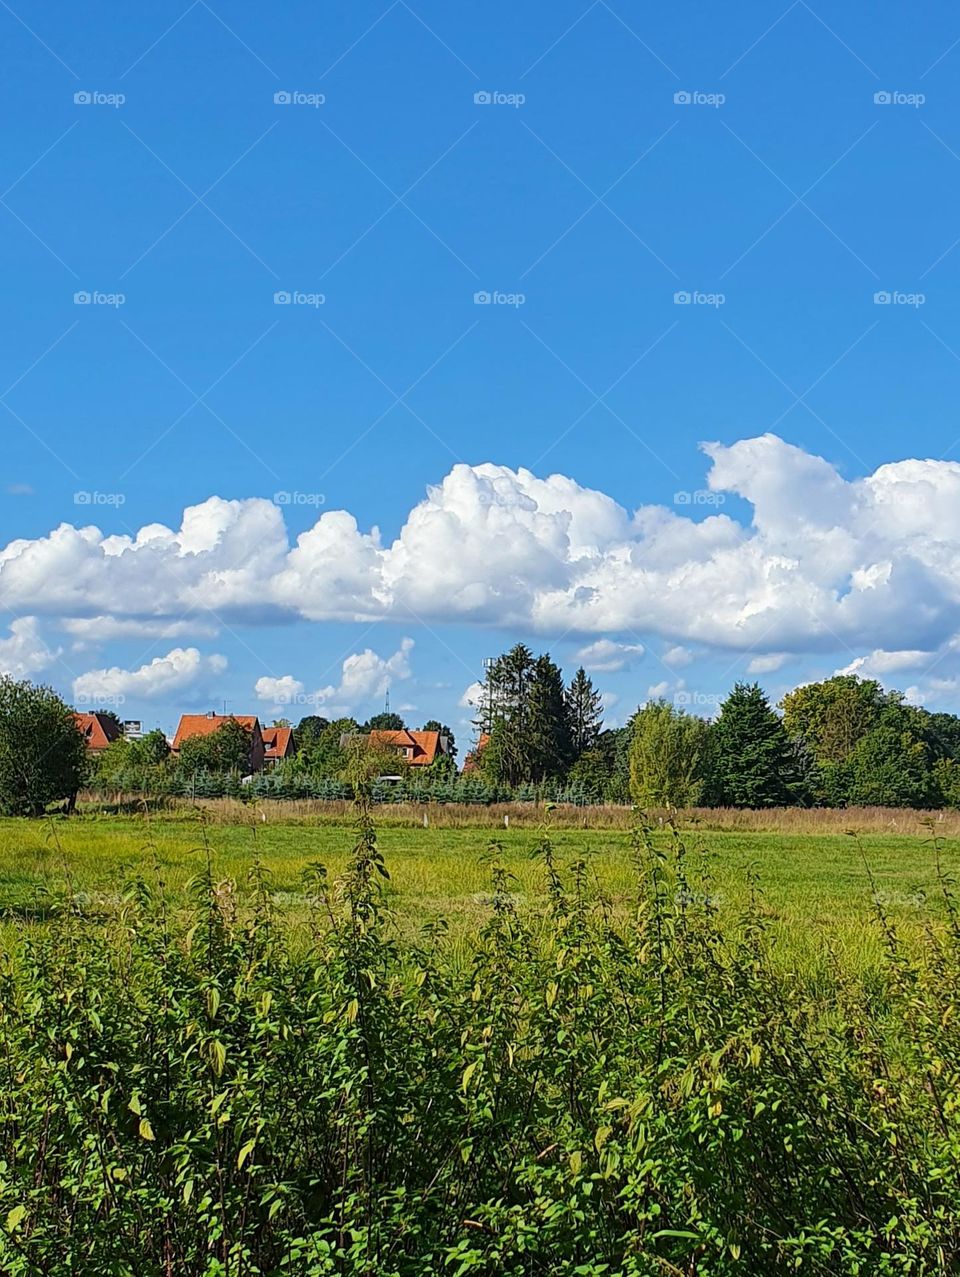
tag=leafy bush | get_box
[0,809,958,1274]
[0,677,87,816]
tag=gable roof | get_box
[72,711,122,751]
[262,725,295,760]
[368,728,441,766]
[173,714,261,751]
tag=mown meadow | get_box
[0,799,959,1274]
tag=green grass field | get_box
[2,807,956,971]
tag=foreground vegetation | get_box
[1,801,959,1273]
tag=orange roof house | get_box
[172,713,265,773]
[461,732,490,774]
[367,729,446,767]
[262,725,296,764]
[72,712,122,752]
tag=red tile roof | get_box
[172,714,260,751]
[72,712,122,752]
[369,728,442,766]
[462,732,490,774]
[262,725,295,760]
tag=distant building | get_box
[340,728,451,768]
[461,732,490,775]
[72,712,122,753]
[262,724,296,765]
[172,712,266,773]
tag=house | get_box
[461,732,490,774]
[341,728,451,768]
[72,711,123,752]
[262,724,296,765]
[172,713,266,773]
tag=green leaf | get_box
[237,1139,256,1170]
[461,1061,478,1093]
[139,1118,155,1141]
[208,1039,226,1078]
[6,1205,26,1232]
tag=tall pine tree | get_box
[527,654,572,781]
[710,682,806,807]
[565,666,603,758]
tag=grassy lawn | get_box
[1,808,956,971]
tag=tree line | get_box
[5,659,960,814]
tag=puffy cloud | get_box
[72,648,227,703]
[8,435,960,660]
[0,618,59,679]
[459,680,484,709]
[662,644,693,669]
[576,639,645,673]
[836,649,933,679]
[254,675,305,705]
[254,640,415,717]
[748,652,790,674]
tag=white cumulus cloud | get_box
[576,639,645,672]
[72,648,227,704]
[0,618,59,679]
[254,640,415,718]
[6,435,960,663]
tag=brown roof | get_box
[173,714,260,751]
[262,725,295,760]
[369,728,442,766]
[72,712,122,752]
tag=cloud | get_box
[459,680,484,709]
[62,617,220,644]
[72,648,227,704]
[254,640,415,717]
[0,618,58,679]
[254,675,305,705]
[662,644,693,669]
[5,483,34,496]
[8,435,960,661]
[836,649,933,679]
[576,639,645,672]
[748,652,790,674]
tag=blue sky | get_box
[4,0,960,743]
